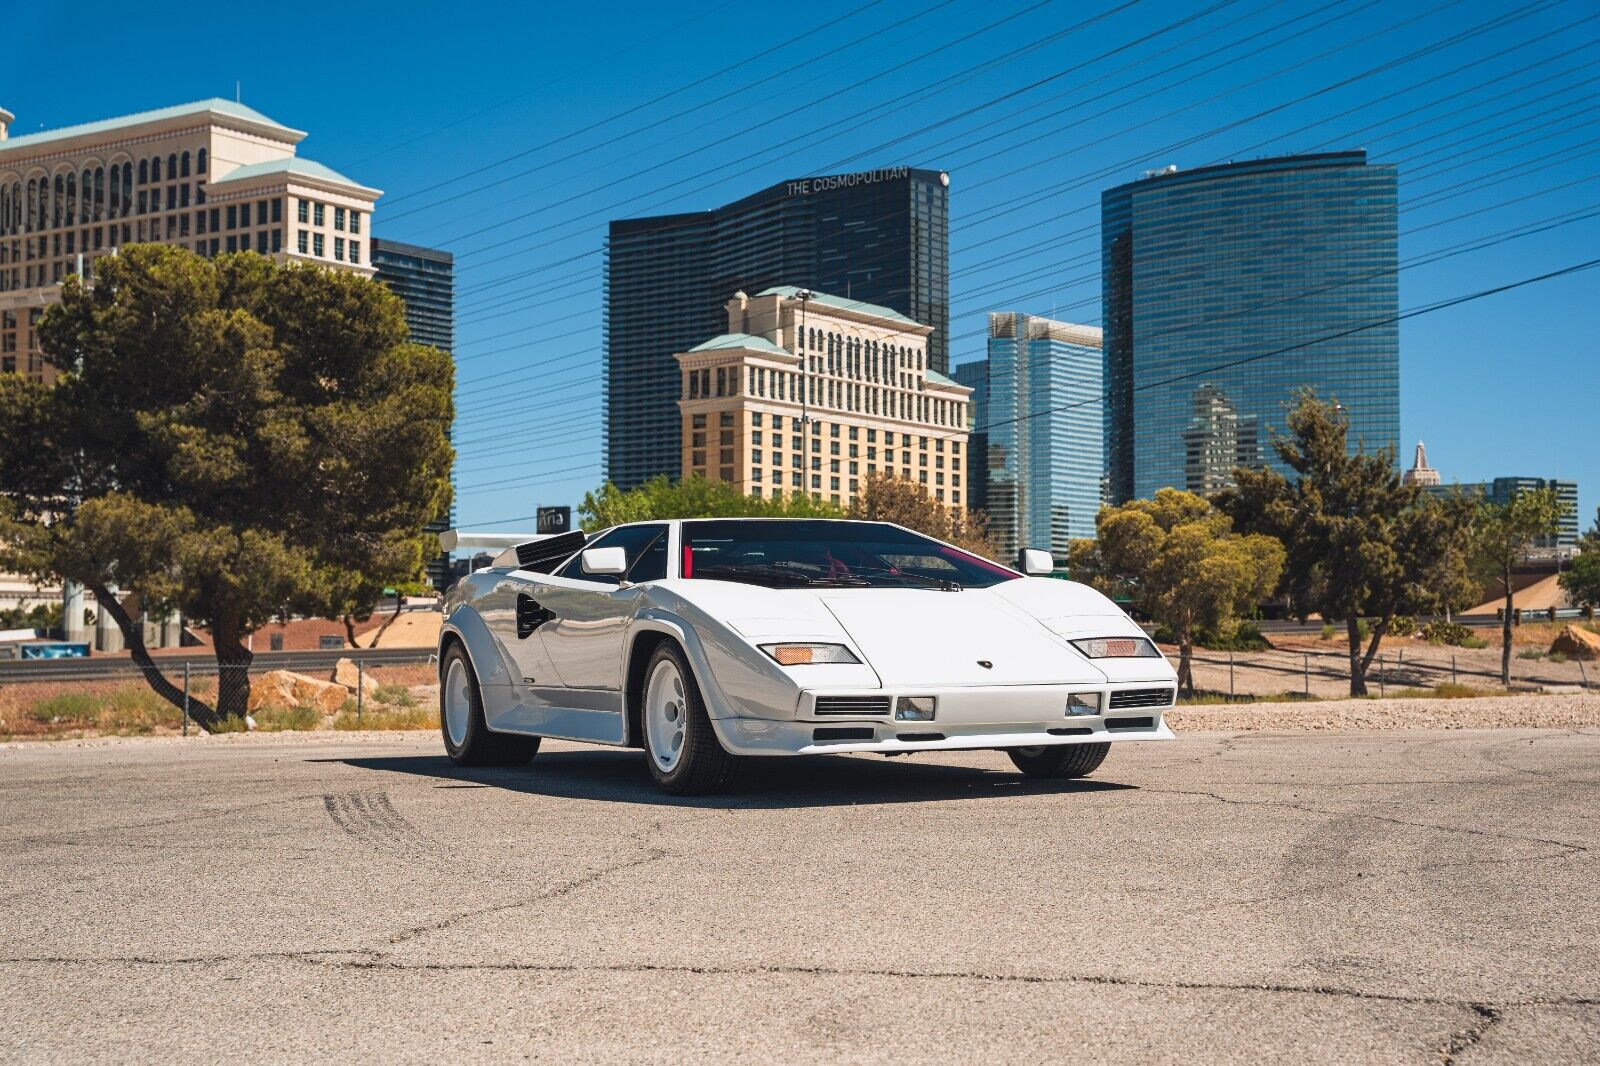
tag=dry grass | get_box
[331,705,434,731]
[1382,682,1502,700]
[1,672,439,741]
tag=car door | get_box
[535,523,670,693]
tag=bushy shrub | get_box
[1199,621,1272,651]
[1389,615,1417,638]
[1421,620,1475,646]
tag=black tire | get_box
[440,642,540,768]
[1007,742,1110,779]
[640,642,740,796]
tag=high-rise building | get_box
[673,287,969,509]
[1102,151,1399,503]
[372,239,456,592]
[1402,441,1441,487]
[607,167,950,489]
[1427,476,1581,553]
[0,99,380,383]
[955,314,1103,568]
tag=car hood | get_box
[815,588,1106,687]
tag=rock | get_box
[331,658,379,696]
[1550,624,1600,660]
[248,669,350,713]
[288,672,351,714]
[408,683,440,705]
[247,670,299,712]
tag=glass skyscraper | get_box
[371,238,456,591]
[1101,151,1399,503]
[606,167,949,489]
[956,313,1104,568]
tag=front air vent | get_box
[814,696,892,716]
[813,726,875,742]
[895,732,945,743]
[1105,716,1156,731]
[1108,687,1176,710]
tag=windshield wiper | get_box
[846,564,962,591]
[693,564,867,588]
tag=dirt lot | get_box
[1177,622,1598,700]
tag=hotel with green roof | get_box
[673,286,970,510]
[0,99,381,382]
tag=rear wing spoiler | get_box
[439,529,588,572]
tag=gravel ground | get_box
[1169,691,1600,732]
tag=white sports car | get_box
[438,518,1177,794]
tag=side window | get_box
[628,531,668,583]
[554,524,667,585]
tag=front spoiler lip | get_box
[719,717,1176,757]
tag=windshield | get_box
[680,520,1018,589]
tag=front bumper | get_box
[714,682,1177,756]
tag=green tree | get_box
[1561,506,1600,611]
[847,473,999,560]
[1560,552,1600,613]
[1475,485,1568,684]
[0,246,453,728]
[1081,489,1283,696]
[579,473,841,528]
[1217,392,1474,697]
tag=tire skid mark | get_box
[322,789,433,855]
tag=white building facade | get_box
[0,98,379,383]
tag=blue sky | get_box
[10,0,1598,533]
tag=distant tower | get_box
[1402,441,1441,487]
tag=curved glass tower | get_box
[1101,151,1399,502]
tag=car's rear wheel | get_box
[440,643,540,767]
[641,642,740,795]
[1007,742,1110,779]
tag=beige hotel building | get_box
[675,286,971,509]
[0,98,380,383]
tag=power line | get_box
[973,257,1600,436]
[445,0,1551,333]
[376,0,893,207]
[444,97,1600,401]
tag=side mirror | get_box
[581,546,629,577]
[1020,548,1054,576]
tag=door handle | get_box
[516,594,555,638]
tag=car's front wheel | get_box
[641,642,740,795]
[1007,742,1110,779]
[440,643,540,767]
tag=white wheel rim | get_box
[645,659,688,773]
[444,658,471,747]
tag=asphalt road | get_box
[1,728,1597,1064]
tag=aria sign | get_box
[786,167,928,197]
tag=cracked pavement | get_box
[1,727,1597,1063]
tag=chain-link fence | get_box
[1,641,1592,741]
[1186,643,1594,700]
[0,653,439,740]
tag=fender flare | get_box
[439,604,515,690]
[629,608,741,727]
